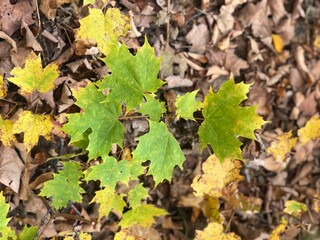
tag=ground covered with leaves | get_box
[0,0,320,239]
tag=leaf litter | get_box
[0,0,320,239]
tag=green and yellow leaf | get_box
[138,94,166,121]
[77,8,130,55]
[40,162,85,209]
[283,200,307,217]
[63,82,124,159]
[91,187,126,219]
[132,121,185,185]
[98,38,164,112]
[298,115,320,144]
[198,80,267,161]
[192,155,243,198]
[8,52,59,95]
[0,193,15,240]
[12,111,52,152]
[85,156,139,189]
[128,183,149,209]
[267,131,298,161]
[119,204,167,228]
[175,90,202,121]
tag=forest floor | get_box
[0,0,320,239]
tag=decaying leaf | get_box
[8,52,59,95]
[192,155,243,198]
[298,115,320,144]
[195,222,241,240]
[12,111,53,152]
[0,146,24,193]
[267,131,298,161]
[283,200,307,217]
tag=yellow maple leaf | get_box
[8,52,59,95]
[195,222,241,240]
[0,117,15,146]
[77,8,131,55]
[12,111,53,151]
[0,75,7,97]
[272,34,284,53]
[192,155,243,198]
[269,218,287,240]
[267,131,298,161]
[298,115,320,144]
[114,229,138,240]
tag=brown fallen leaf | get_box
[0,0,35,36]
[185,23,210,54]
[165,75,193,89]
[267,0,286,25]
[298,91,317,117]
[40,0,77,21]
[0,146,24,193]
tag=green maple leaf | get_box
[91,187,126,220]
[198,80,267,161]
[119,204,167,228]
[138,94,166,121]
[0,194,16,240]
[98,38,164,112]
[128,183,149,209]
[175,90,202,121]
[85,156,142,190]
[132,121,185,185]
[77,8,130,55]
[8,52,59,95]
[39,162,84,209]
[17,226,38,240]
[62,82,124,159]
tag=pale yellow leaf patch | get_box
[283,200,307,217]
[192,155,243,198]
[0,75,7,97]
[267,131,298,161]
[0,118,15,146]
[114,228,137,240]
[269,218,287,240]
[272,34,284,53]
[195,222,241,240]
[8,52,59,95]
[298,115,320,144]
[12,111,53,151]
